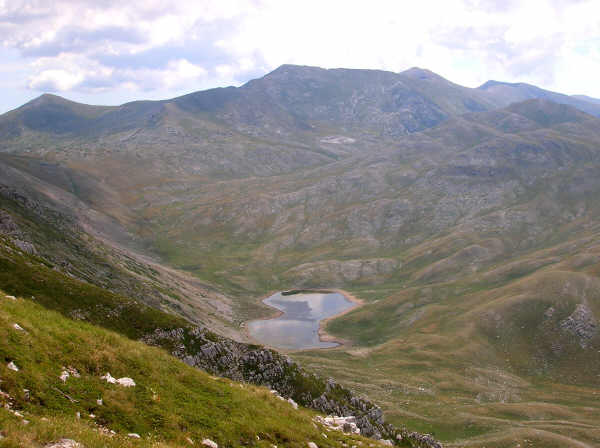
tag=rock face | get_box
[560,303,597,348]
[0,210,36,254]
[140,327,440,446]
[315,415,360,434]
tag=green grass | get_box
[0,293,379,448]
[0,238,189,340]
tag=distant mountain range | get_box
[1,65,599,448]
[3,66,600,143]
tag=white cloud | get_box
[28,68,84,91]
[1,0,600,112]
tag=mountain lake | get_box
[247,290,356,350]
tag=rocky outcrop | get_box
[44,439,83,448]
[0,209,36,254]
[141,326,441,447]
[560,303,597,348]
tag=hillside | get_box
[1,64,600,447]
[0,234,444,447]
[0,290,400,448]
[478,80,600,117]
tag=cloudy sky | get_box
[1,0,599,113]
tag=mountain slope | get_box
[1,290,397,448]
[478,80,600,117]
[0,234,444,446]
[1,65,497,144]
[2,65,600,448]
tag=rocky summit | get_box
[1,64,600,448]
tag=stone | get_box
[308,443,319,448]
[13,323,24,331]
[5,295,16,300]
[44,439,83,448]
[7,361,19,371]
[381,440,393,446]
[116,377,136,387]
[60,371,70,383]
[100,373,117,384]
[288,398,298,409]
[560,303,597,348]
[128,433,141,439]
[96,398,103,406]
[202,438,218,448]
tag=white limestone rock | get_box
[116,377,136,387]
[202,438,218,448]
[44,439,83,448]
[100,373,117,384]
[7,361,19,371]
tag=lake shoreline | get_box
[317,289,363,349]
[244,288,363,352]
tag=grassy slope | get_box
[1,238,433,447]
[0,293,381,448]
[3,86,600,448]
[294,233,600,447]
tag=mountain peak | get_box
[479,79,531,90]
[401,67,440,80]
[25,93,69,107]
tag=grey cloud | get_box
[0,9,52,25]
[95,40,232,70]
[19,26,146,57]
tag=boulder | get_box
[100,373,117,384]
[7,361,19,371]
[44,439,83,448]
[117,377,136,387]
[202,438,218,448]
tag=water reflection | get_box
[247,291,354,350]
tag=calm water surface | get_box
[247,291,355,350]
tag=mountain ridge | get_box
[1,64,600,447]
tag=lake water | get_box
[247,291,355,350]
